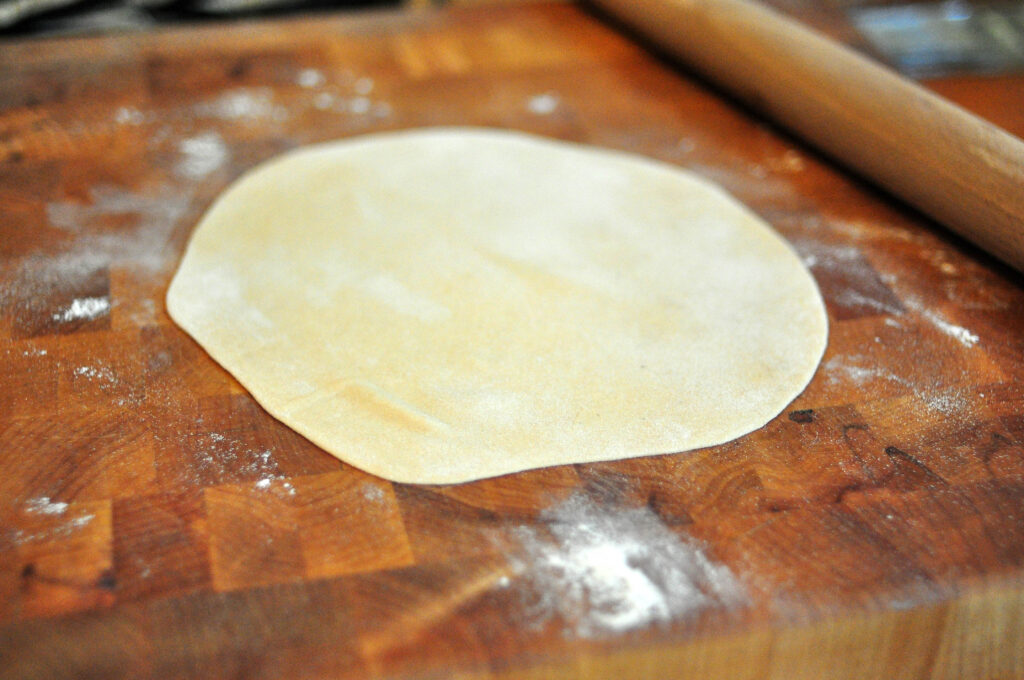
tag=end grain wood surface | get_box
[1,2,1023,678]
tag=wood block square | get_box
[0,342,59,420]
[205,481,304,591]
[0,409,156,505]
[112,490,211,602]
[395,484,506,563]
[4,261,111,339]
[205,470,414,592]
[8,499,114,621]
[296,471,414,580]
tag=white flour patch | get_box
[3,183,197,315]
[75,363,117,384]
[824,355,903,387]
[824,354,969,417]
[52,296,110,323]
[297,68,325,88]
[362,483,386,504]
[194,88,288,123]
[925,391,968,415]
[902,296,979,347]
[923,311,978,347]
[26,497,69,515]
[514,494,743,638]
[527,93,559,115]
[23,347,48,357]
[13,513,95,545]
[310,91,391,119]
[176,131,229,180]
[44,184,192,273]
[833,289,902,316]
[795,241,873,281]
[256,477,296,496]
[114,106,147,126]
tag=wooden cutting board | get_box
[2,2,1023,678]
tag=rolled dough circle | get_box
[167,128,827,484]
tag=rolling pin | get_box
[593,0,1024,274]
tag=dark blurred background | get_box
[0,0,408,38]
[2,0,1024,81]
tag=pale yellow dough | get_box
[166,128,827,484]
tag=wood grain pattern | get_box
[1,2,1023,678]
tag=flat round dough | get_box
[167,128,827,484]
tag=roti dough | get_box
[166,128,827,484]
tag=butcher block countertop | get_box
[2,2,1024,678]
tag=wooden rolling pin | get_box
[593,0,1024,274]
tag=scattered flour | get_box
[922,310,979,347]
[833,288,902,315]
[901,296,979,348]
[361,483,386,504]
[13,512,95,545]
[514,494,743,638]
[114,106,147,126]
[255,476,296,496]
[22,348,48,357]
[175,131,229,180]
[75,363,117,384]
[310,91,391,118]
[194,88,288,123]
[824,354,969,417]
[527,93,559,115]
[297,68,326,88]
[824,356,891,387]
[37,183,194,283]
[25,497,69,515]
[349,96,371,115]
[52,296,110,323]
[795,240,872,281]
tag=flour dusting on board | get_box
[527,93,560,115]
[0,182,195,322]
[25,497,69,515]
[42,184,193,275]
[12,511,95,545]
[908,301,979,347]
[176,131,229,180]
[514,494,743,638]
[296,68,326,88]
[194,87,288,123]
[52,296,110,323]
